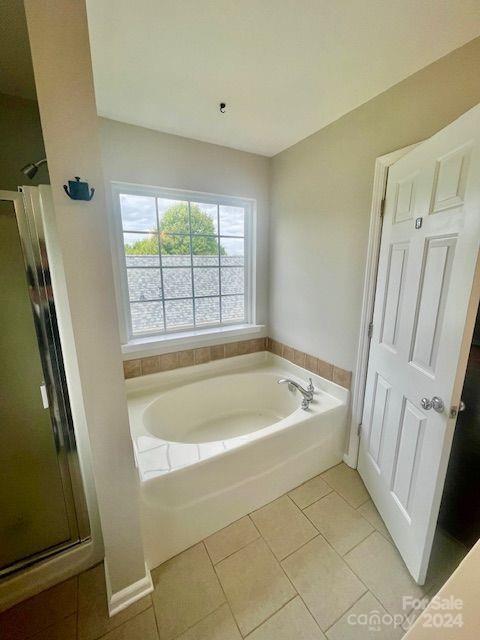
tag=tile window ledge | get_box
[122,324,265,360]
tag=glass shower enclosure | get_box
[0,188,89,576]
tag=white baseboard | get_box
[343,451,357,469]
[106,563,154,617]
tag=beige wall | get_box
[269,36,480,372]
[99,117,270,328]
[404,539,480,638]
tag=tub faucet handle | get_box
[307,378,314,394]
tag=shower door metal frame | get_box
[0,189,90,577]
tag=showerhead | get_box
[21,158,47,179]
[21,163,38,179]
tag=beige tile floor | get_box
[0,463,467,640]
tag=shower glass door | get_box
[0,190,88,575]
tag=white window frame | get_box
[110,182,259,353]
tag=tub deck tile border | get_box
[123,337,352,390]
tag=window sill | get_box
[122,324,266,360]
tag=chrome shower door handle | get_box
[421,396,444,413]
[40,382,49,409]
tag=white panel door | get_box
[358,104,480,584]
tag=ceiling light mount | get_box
[219,102,226,114]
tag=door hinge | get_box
[368,322,374,339]
[357,423,362,437]
[380,198,386,218]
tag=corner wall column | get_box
[23,0,151,613]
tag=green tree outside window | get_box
[125,203,225,255]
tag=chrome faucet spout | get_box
[278,377,314,410]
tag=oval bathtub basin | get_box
[143,372,298,444]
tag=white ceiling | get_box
[86,0,480,156]
[2,2,478,155]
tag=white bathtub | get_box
[126,351,349,568]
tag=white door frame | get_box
[344,143,422,468]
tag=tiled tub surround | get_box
[123,337,352,389]
[126,352,349,568]
[0,463,466,640]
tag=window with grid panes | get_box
[115,187,253,338]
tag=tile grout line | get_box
[166,600,227,640]
[149,538,210,575]
[357,494,371,508]
[288,473,330,493]
[210,575,244,639]
[294,486,334,511]
[240,594,299,638]
[247,513,262,538]
[323,588,374,634]
[276,532,322,564]
[320,464,371,509]
[205,540,245,640]
[299,492,375,558]
[340,528,375,558]
[285,492,320,532]
[204,516,261,567]
[224,600,243,639]
[355,501,394,544]
[143,577,161,640]
[151,603,162,640]
[210,582,243,640]
[341,529,377,562]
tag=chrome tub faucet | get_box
[278,377,314,410]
